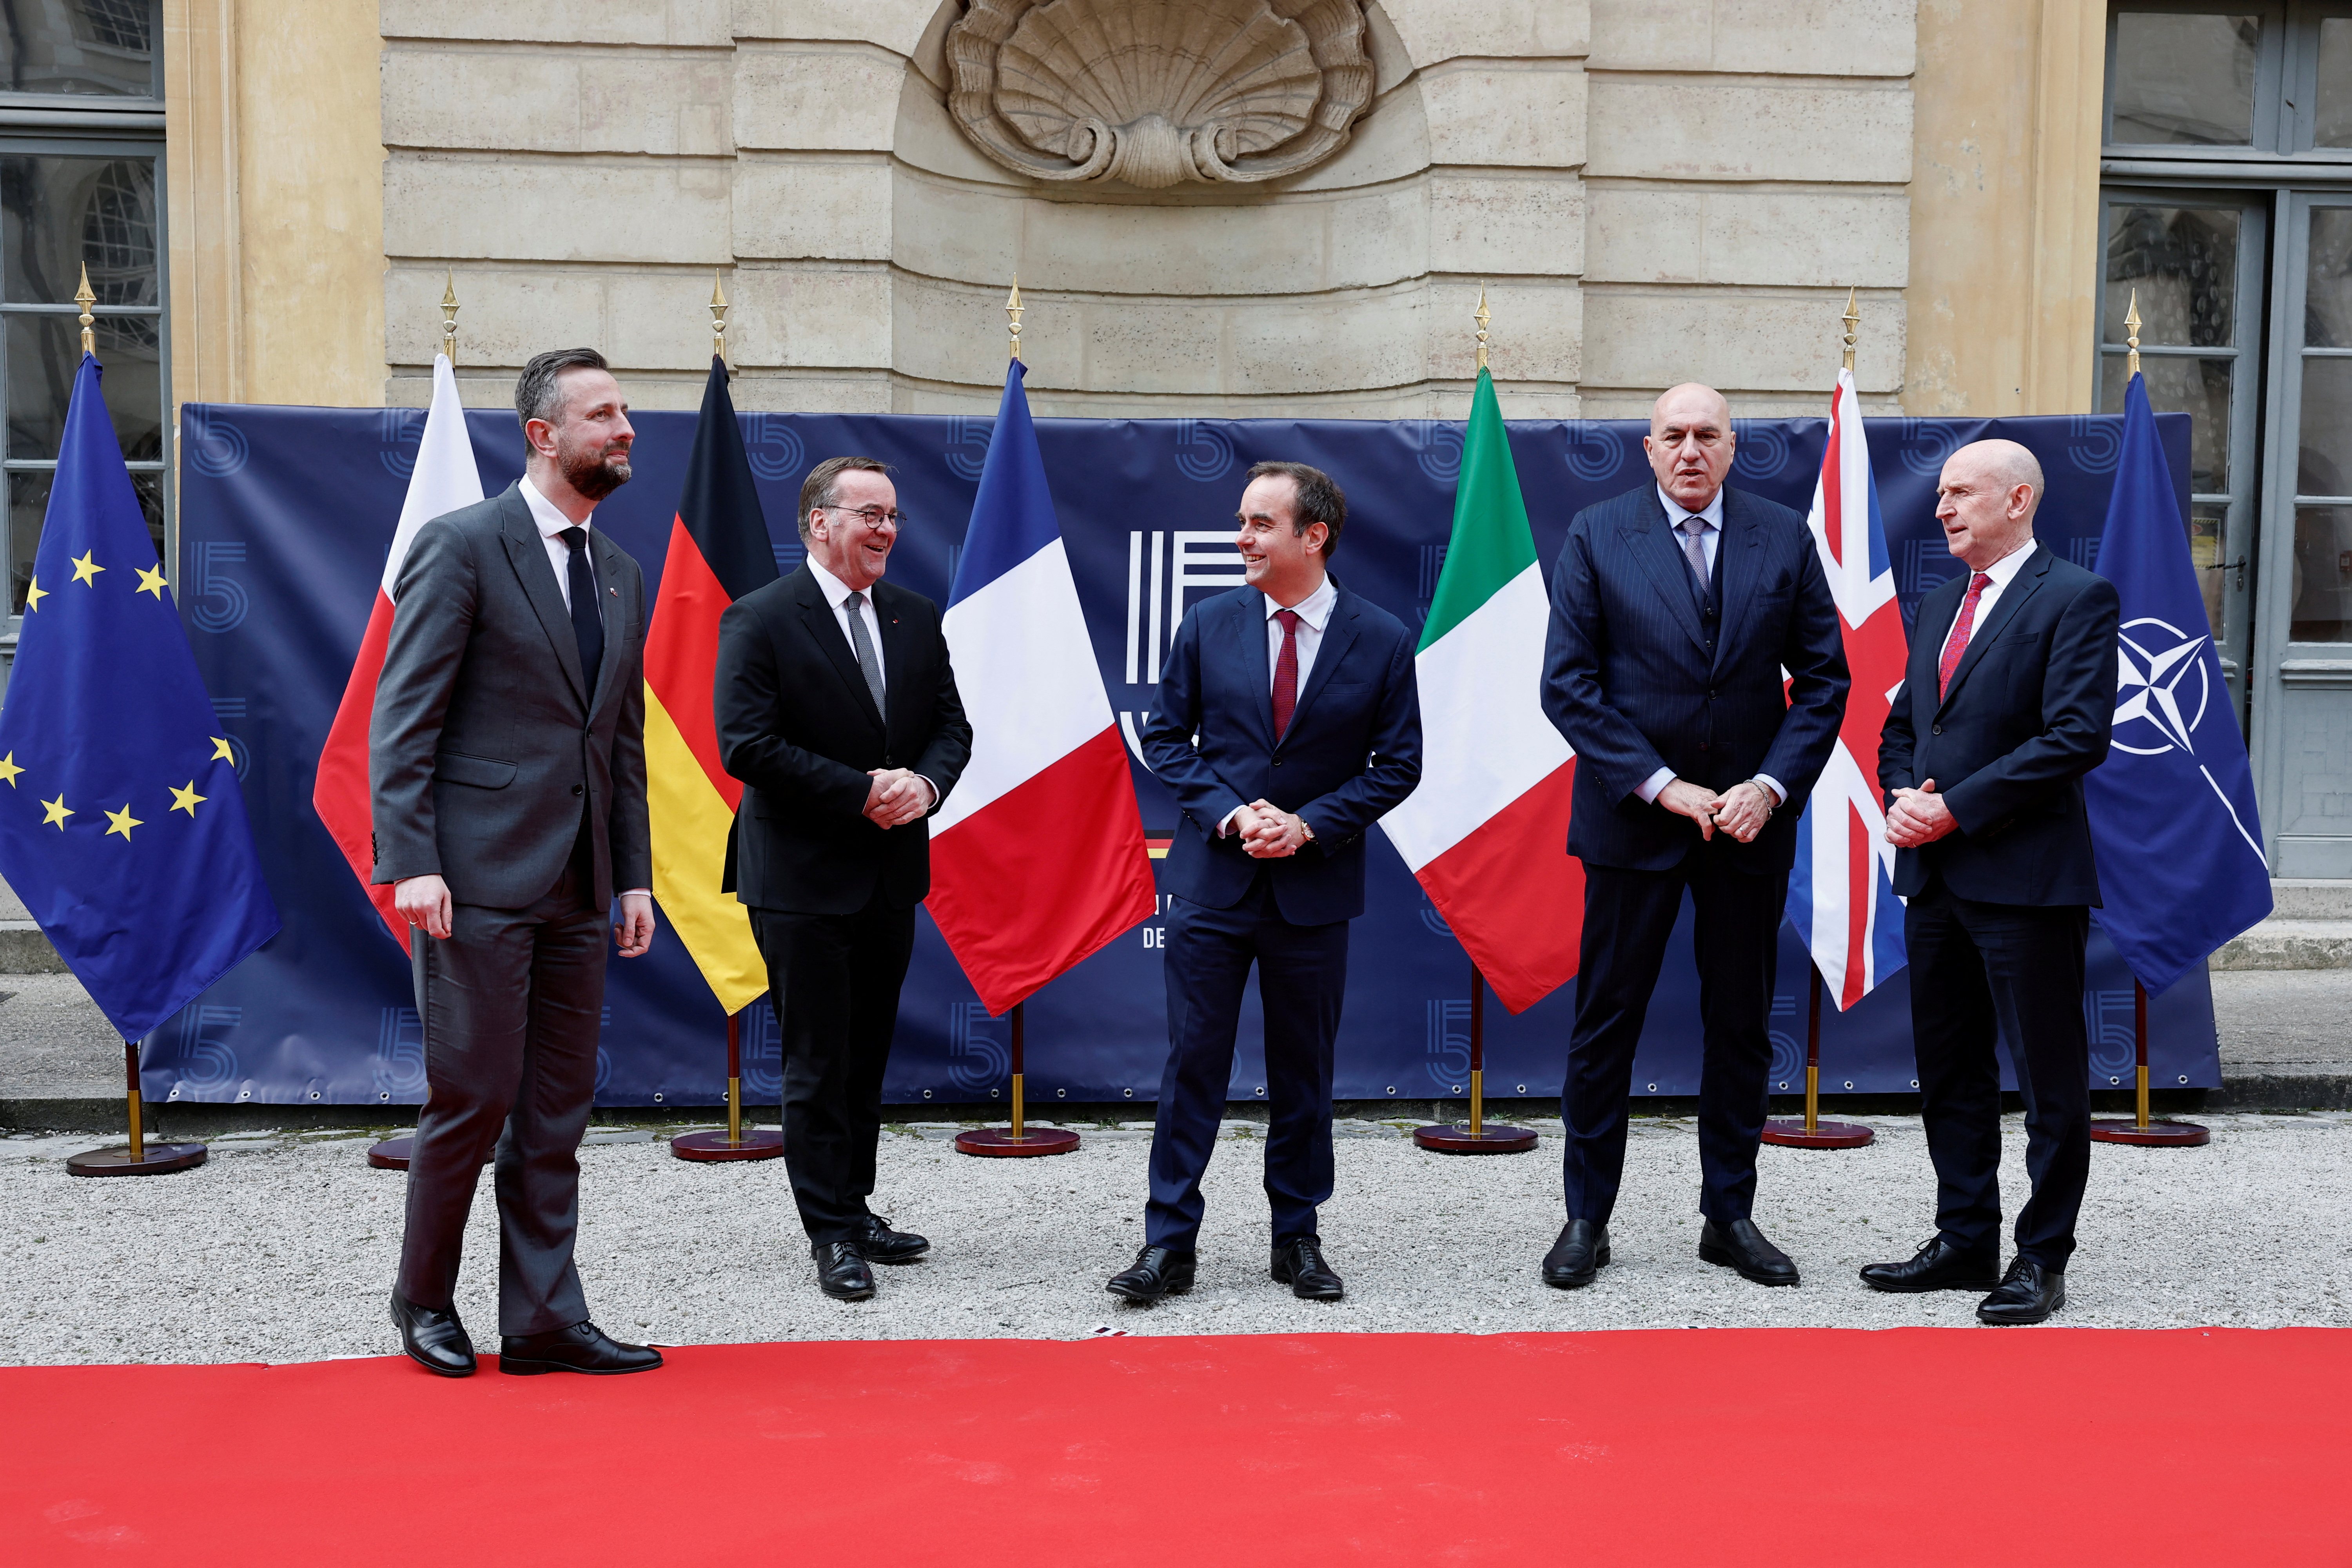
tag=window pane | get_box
[2301,356,2352,500]
[2189,500,2229,642]
[5,313,163,463]
[2109,12,2260,146]
[2104,204,2240,347]
[0,0,157,98]
[2308,208,2352,351]
[2291,505,2352,642]
[8,469,47,615]
[2,155,161,307]
[2318,19,2352,149]
[2103,352,2234,491]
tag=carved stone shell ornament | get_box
[946,0,1375,189]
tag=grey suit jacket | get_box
[368,482,652,909]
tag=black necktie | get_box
[559,526,604,699]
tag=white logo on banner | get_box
[2112,615,2210,757]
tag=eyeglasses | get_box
[821,504,908,529]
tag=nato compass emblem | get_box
[2112,615,2211,756]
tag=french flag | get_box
[1785,367,1908,1009]
[926,359,1156,1015]
[311,355,484,953]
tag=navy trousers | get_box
[1905,880,2091,1270]
[1145,876,1349,1252]
[1562,852,1785,1228]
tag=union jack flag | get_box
[1786,368,1909,1009]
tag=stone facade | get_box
[356,0,1939,421]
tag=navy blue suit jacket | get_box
[1541,483,1849,874]
[1877,544,2118,906]
[1142,579,1422,926]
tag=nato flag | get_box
[0,354,280,1039]
[2085,370,2271,993]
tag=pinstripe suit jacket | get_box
[1541,483,1849,874]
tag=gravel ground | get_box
[3,1112,2347,1366]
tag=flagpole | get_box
[2091,977,2210,1146]
[956,279,1080,1160]
[58,270,207,1178]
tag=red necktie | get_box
[1937,572,1993,701]
[1271,609,1301,738]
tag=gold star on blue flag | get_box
[0,353,280,1038]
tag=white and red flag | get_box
[312,355,484,952]
[925,359,1156,1014]
[1786,367,1907,1008]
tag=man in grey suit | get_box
[371,347,663,1378]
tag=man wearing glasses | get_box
[715,456,972,1301]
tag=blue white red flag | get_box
[1785,368,1908,1009]
[2085,370,2270,992]
[927,359,1156,1014]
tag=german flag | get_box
[642,358,777,1013]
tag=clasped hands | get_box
[1230,799,1311,859]
[1882,778,1956,848]
[864,767,934,829]
[1657,778,1776,844]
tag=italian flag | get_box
[1379,367,1583,1013]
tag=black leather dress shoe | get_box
[1860,1236,2002,1294]
[852,1214,930,1264]
[390,1290,476,1377]
[1699,1218,1801,1287]
[1976,1258,2065,1325]
[1541,1220,1611,1289]
[498,1321,662,1376]
[1105,1245,1195,1303]
[1270,1238,1344,1301]
[814,1240,877,1301]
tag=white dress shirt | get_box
[1938,538,2037,659]
[1633,486,1784,808]
[1218,573,1338,837]
[805,554,936,811]
[519,475,597,611]
[514,477,648,898]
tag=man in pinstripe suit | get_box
[1539,383,1849,1291]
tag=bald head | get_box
[1644,383,1736,511]
[1935,438,2045,571]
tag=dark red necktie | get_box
[1937,572,1993,701]
[1271,609,1301,738]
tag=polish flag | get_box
[312,355,484,952]
[925,359,1156,1015]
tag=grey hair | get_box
[797,455,894,544]
[514,347,611,437]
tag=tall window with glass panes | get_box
[0,0,166,683]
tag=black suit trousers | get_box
[1905,880,2091,1270]
[1563,852,1785,1227]
[397,846,606,1338]
[753,894,917,1246]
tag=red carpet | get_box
[5,1329,2346,1565]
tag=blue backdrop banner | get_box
[158,404,2220,1111]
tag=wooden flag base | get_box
[67,1141,205,1176]
[367,1135,416,1170]
[1413,1121,1537,1154]
[1760,1118,1875,1149]
[672,1127,785,1161]
[955,1125,1082,1157]
[2087,986,2208,1147]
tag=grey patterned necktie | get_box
[1678,514,1711,589]
[843,590,886,717]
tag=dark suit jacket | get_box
[1142,579,1421,926]
[715,565,971,915]
[1541,483,1849,873]
[1878,543,2119,906]
[370,483,650,909]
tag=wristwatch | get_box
[1297,815,1316,843]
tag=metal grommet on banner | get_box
[1385,1085,1397,1095]
[2178,1075,2189,1085]
[652,1093,664,1103]
[1123,1088,1133,1098]
[1645,1083,1657,1093]
[922,1089,933,1099]
[1056,1088,1066,1098]
[2110,1076,2121,1085]
[1254,1085,1265,1097]
[1515,1083,1526,1093]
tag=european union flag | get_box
[2085,369,2272,992]
[0,354,279,1039]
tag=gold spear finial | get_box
[1841,286,1860,374]
[2125,288,2142,377]
[440,270,460,368]
[1475,283,1492,372]
[75,263,95,359]
[710,269,729,362]
[1007,277,1024,363]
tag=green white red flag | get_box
[1380,367,1583,1012]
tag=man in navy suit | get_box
[1866,439,2117,1326]
[1110,461,1422,1305]
[1539,383,1849,1290]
